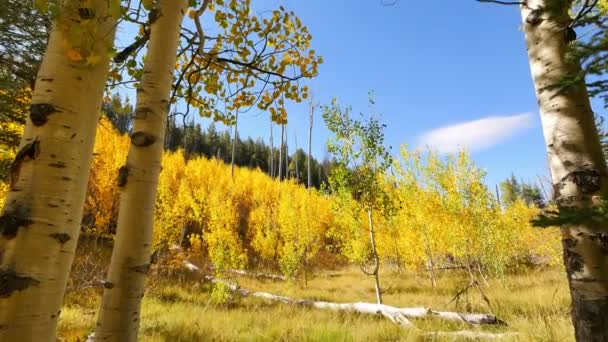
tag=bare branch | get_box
[476,0,524,5]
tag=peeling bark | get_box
[0,1,118,340]
[521,1,608,340]
[94,1,188,341]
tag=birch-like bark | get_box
[308,97,314,188]
[285,124,289,179]
[521,1,608,340]
[94,1,187,341]
[269,119,274,177]
[294,132,299,181]
[368,209,382,305]
[231,110,238,178]
[279,123,284,180]
[0,2,117,340]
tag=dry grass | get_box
[58,266,573,341]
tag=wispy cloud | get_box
[417,113,535,153]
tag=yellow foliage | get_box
[83,125,561,280]
[84,116,130,235]
[0,181,7,211]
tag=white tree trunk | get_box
[279,123,284,180]
[521,1,608,340]
[308,96,314,188]
[285,123,289,179]
[367,209,382,305]
[0,2,117,340]
[94,1,187,341]
[294,132,299,181]
[269,119,274,177]
[231,110,238,178]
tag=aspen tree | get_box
[521,1,608,339]
[94,0,188,340]
[0,1,118,340]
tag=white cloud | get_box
[417,113,535,153]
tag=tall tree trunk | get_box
[279,123,284,180]
[367,209,382,305]
[231,110,239,178]
[0,2,117,340]
[285,124,289,179]
[308,97,314,188]
[521,1,608,340]
[94,0,187,340]
[422,226,437,289]
[269,119,274,178]
[294,132,299,181]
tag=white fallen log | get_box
[186,261,507,328]
[424,330,518,340]
[227,269,287,281]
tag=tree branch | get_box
[476,0,524,5]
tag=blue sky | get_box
[115,0,605,192]
[235,0,559,190]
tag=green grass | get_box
[58,267,573,341]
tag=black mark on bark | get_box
[10,138,40,189]
[78,7,95,19]
[131,132,156,147]
[117,165,129,187]
[130,264,150,274]
[49,233,71,244]
[554,169,601,200]
[0,269,40,297]
[48,161,67,169]
[526,9,543,25]
[0,205,33,239]
[30,103,57,126]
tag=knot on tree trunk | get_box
[554,168,602,203]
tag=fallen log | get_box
[186,261,507,327]
[227,269,287,281]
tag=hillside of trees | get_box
[3,0,608,341]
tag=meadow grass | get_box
[59,266,573,341]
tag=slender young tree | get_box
[521,0,608,339]
[323,96,393,305]
[270,119,274,178]
[308,96,314,188]
[94,0,188,340]
[294,132,300,181]
[0,1,118,340]
[279,123,284,180]
[285,124,290,179]
[231,110,239,178]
